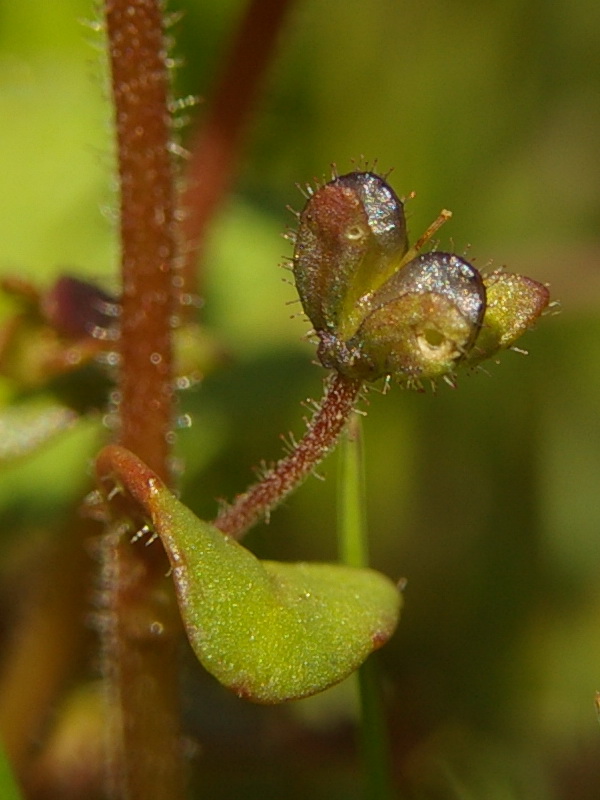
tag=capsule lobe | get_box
[292,172,408,338]
[345,252,486,381]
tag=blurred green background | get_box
[1,0,599,798]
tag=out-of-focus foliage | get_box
[1,0,599,798]
[0,741,22,800]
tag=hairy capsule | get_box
[345,252,486,381]
[293,172,408,342]
[292,170,550,384]
[466,271,551,364]
[293,172,485,382]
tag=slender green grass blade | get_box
[338,416,397,800]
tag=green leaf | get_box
[97,446,402,703]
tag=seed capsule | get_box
[292,170,550,384]
[467,271,551,364]
[293,172,485,383]
[292,172,408,341]
[345,252,486,381]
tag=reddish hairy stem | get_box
[104,2,184,798]
[108,0,176,482]
[178,0,295,302]
[215,373,363,539]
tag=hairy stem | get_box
[103,1,184,798]
[214,372,362,539]
[178,0,295,302]
[108,0,176,479]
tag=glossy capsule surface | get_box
[292,172,486,383]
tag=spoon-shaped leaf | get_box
[96,446,402,703]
